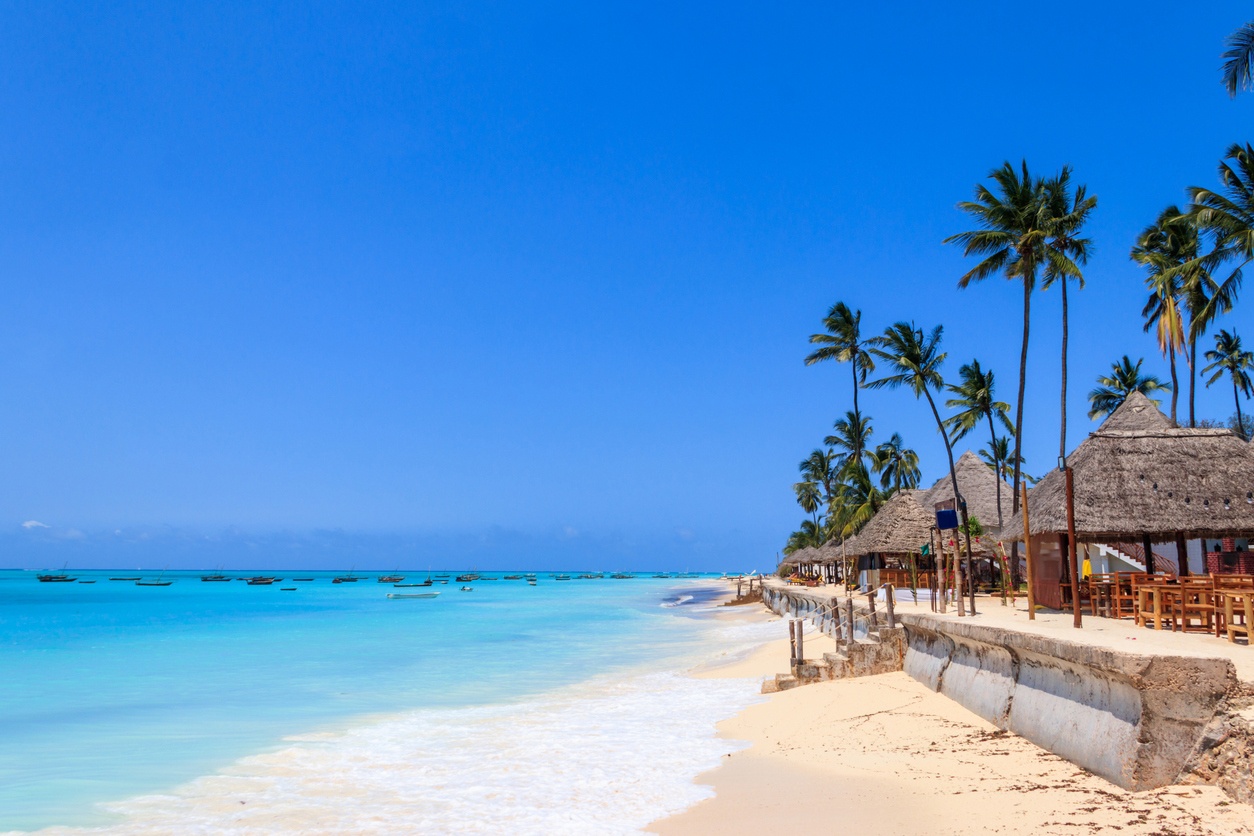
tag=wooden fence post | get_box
[885,584,896,629]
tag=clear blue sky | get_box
[2,2,1251,570]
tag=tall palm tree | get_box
[945,161,1047,530]
[1202,329,1254,440]
[785,520,826,554]
[798,449,837,509]
[806,302,875,463]
[944,360,1013,532]
[1187,144,1250,421]
[1223,21,1254,96]
[793,481,822,526]
[1132,207,1194,424]
[871,432,921,493]
[868,322,975,610]
[1041,169,1097,460]
[830,464,885,539]
[824,410,874,478]
[1087,356,1171,419]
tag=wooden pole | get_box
[931,528,943,613]
[867,591,878,632]
[1175,532,1190,577]
[788,620,796,665]
[846,596,855,644]
[1142,532,1155,575]
[952,537,966,617]
[885,584,896,628]
[1065,466,1082,629]
[1021,485,1036,620]
[796,619,804,664]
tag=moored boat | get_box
[377,575,405,583]
[387,592,440,599]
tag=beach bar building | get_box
[1011,391,1254,610]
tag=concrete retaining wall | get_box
[763,587,1240,792]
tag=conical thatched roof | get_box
[842,489,934,556]
[1098,390,1175,432]
[920,450,1013,537]
[1008,393,1254,542]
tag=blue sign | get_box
[935,509,959,530]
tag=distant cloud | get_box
[21,520,49,530]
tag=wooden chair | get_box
[1216,588,1252,644]
[1113,572,1143,620]
[1087,573,1117,617]
[1136,579,1179,631]
[1177,577,1216,634]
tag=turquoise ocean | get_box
[0,569,775,834]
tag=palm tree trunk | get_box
[851,362,862,466]
[1189,334,1197,428]
[1237,379,1247,441]
[924,388,976,614]
[1168,343,1179,425]
[1012,281,1030,513]
[986,412,1003,532]
[1060,277,1068,462]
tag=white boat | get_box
[387,592,440,599]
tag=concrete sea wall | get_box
[764,588,1243,793]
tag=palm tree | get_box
[798,449,837,509]
[1203,329,1254,440]
[793,481,822,526]
[1223,21,1254,96]
[824,410,874,478]
[1041,169,1096,460]
[785,520,826,554]
[871,432,921,493]
[830,465,885,540]
[945,161,1047,531]
[1087,356,1172,419]
[806,302,876,463]
[1132,207,1193,424]
[944,360,1013,532]
[868,321,976,610]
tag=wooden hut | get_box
[1009,391,1254,608]
[919,450,1013,541]
[839,489,937,589]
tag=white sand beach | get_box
[652,600,1253,836]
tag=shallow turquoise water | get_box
[0,569,728,832]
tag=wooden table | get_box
[1087,577,1115,618]
[1136,583,1180,631]
[1214,588,1252,644]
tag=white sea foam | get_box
[32,619,779,836]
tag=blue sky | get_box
[2,2,1252,570]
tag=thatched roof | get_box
[1007,392,1254,542]
[841,489,934,556]
[920,450,1013,537]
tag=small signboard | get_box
[935,509,959,530]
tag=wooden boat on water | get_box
[394,580,433,587]
[554,574,571,581]
[110,577,141,581]
[332,576,360,584]
[136,579,173,587]
[200,571,231,582]
[280,587,297,591]
[292,578,315,582]
[459,585,473,591]
[377,575,405,583]
[37,573,76,583]
[78,580,96,584]
[503,575,523,580]
[455,573,479,583]
[387,592,440,599]
[246,577,279,585]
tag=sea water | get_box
[0,570,776,834]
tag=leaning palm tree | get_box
[945,161,1047,533]
[868,322,975,610]
[1202,329,1254,440]
[1132,207,1193,424]
[806,302,875,463]
[1087,356,1171,419]
[871,432,921,494]
[1223,21,1254,96]
[1041,168,1096,460]
[944,360,1013,532]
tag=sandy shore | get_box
[651,598,1253,836]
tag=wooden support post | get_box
[1065,467,1082,629]
[1142,532,1155,575]
[736,577,742,598]
[1175,532,1190,577]
[788,620,796,665]
[953,538,966,617]
[846,596,855,644]
[796,619,804,664]
[1022,485,1036,620]
[867,591,878,632]
[885,584,896,629]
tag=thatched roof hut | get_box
[920,450,1013,537]
[1008,391,1254,542]
[842,489,934,556]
